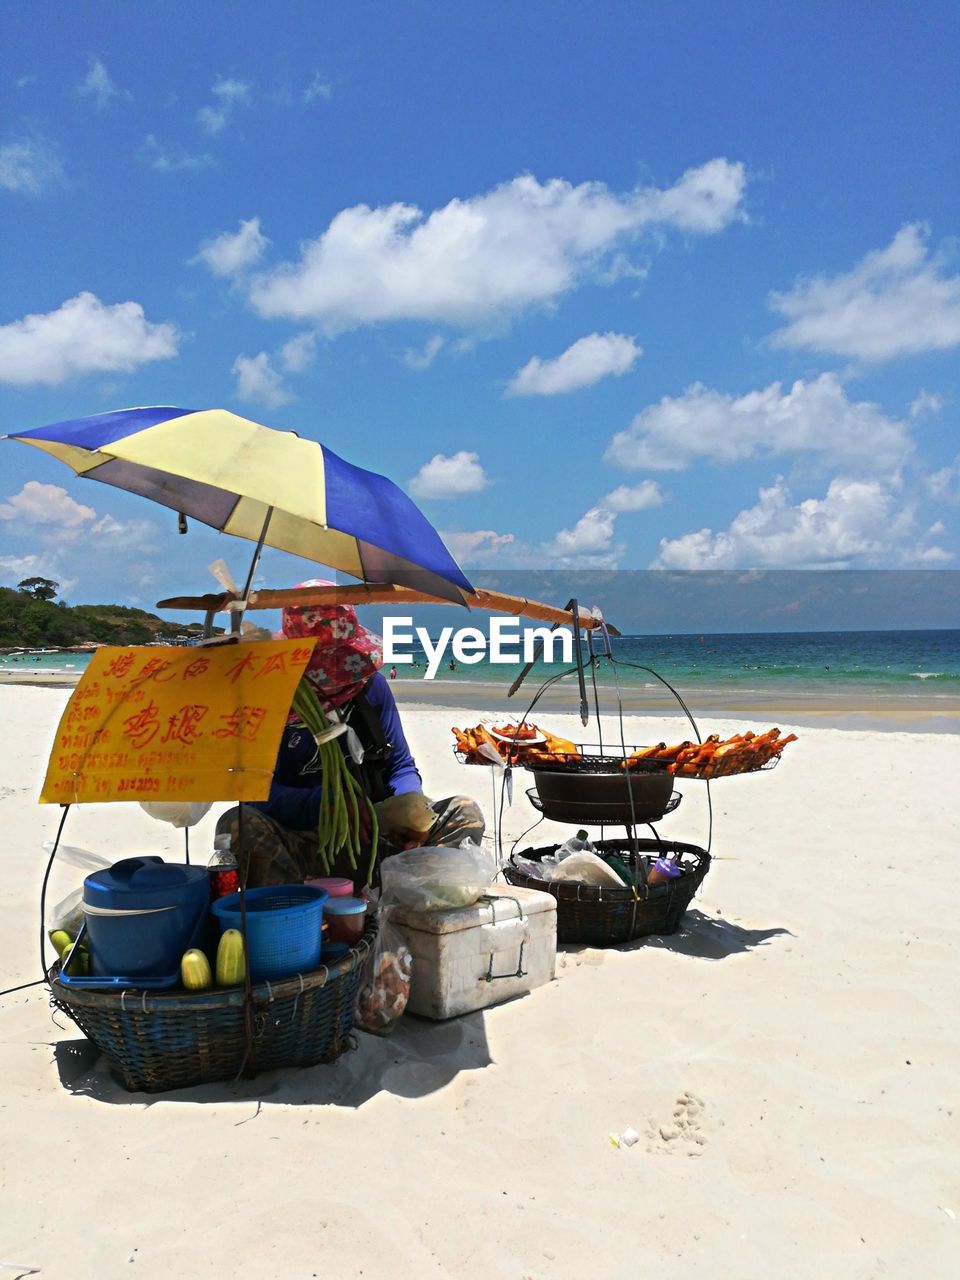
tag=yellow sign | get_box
[40,640,316,805]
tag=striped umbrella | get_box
[6,406,473,603]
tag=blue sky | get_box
[1,1,959,615]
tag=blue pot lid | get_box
[84,856,208,908]
[323,896,368,915]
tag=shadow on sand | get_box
[49,911,788,1101]
[557,908,792,962]
[624,907,792,960]
[53,1007,493,1107]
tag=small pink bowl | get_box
[304,876,354,897]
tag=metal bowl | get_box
[529,766,678,825]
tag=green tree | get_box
[17,576,59,602]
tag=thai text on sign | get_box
[40,640,316,804]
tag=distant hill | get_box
[0,586,210,649]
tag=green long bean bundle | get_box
[292,682,379,884]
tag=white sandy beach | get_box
[2,683,959,1279]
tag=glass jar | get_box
[324,896,367,945]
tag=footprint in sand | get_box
[646,1090,707,1156]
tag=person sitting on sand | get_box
[216,582,484,887]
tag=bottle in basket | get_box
[208,833,240,900]
[646,856,681,887]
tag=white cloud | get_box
[440,482,663,569]
[653,475,950,569]
[128,561,157,592]
[194,217,268,276]
[0,552,66,587]
[0,483,159,587]
[232,352,291,408]
[248,159,746,331]
[0,136,64,194]
[605,373,911,475]
[139,134,215,173]
[769,224,960,362]
[280,331,317,373]
[409,451,490,500]
[77,57,126,110]
[440,529,516,564]
[909,389,944,419]
[507,332,641,396]
[0,481,95,532]
[197,77,251,135]
[595,253,649,287]
[401,335,445,370]
[88,514,157,550]
[927,459,960,504]
[0,292,179,387]
[303,74,333,105]
[541,507,623,568]
[649,157,749,232]
[600,480,664,512]
[537,481,663,567]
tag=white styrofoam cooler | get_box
[389,882,557,1020]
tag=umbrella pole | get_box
[238,507,274,614]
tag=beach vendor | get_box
[216,582,484,887]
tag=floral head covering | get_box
[283,579,384,711]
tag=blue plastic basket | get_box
[211,884,328,981]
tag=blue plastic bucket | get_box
[211,884,328,981]
[83,856,209,978]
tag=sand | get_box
[1,683,958,1279]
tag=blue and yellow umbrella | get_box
[6,406,473,602]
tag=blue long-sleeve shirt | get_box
[252,672,421,831]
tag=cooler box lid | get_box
[389,882,556,936]
[83,856,208,911]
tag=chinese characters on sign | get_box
[40,640,316,804]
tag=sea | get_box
[4,629,959,695]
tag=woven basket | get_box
[503,839,710,945]
[49,921,376,1093]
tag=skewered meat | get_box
[452,723,580,765]
[624,728,796,777]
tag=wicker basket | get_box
[503,839,710,945]
[49,921,376,1093]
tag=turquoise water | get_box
[5,629,959,693]
[395,629,960,692]
[0,650,90,674]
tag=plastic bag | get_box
[548,850,626,887]
[47,887,86,938]
[43,842,113,936]
[42,841,112,873]
[380,840,497,911]
[140,801,212,828]
[355,905,413,1035]
[510,856,547,880]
